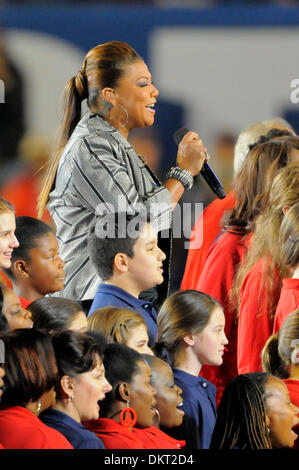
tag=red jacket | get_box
[196,230,251,405]
[0,172,52,223]
[134,426,185,449]
[0,406,73,449]
[86,418,146,449]
[273,278,299,334]
[284,378,299,408]
[238,258,281,374]
[181,190,236,290]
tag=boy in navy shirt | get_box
[87,211,166,346]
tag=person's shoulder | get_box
[37,421,73,449]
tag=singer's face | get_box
[114,60,159,132]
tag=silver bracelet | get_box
[165,166,194,190]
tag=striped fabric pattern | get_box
[47,112,172,301]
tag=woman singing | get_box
[37,41,206,310]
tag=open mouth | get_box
[146,104,155,113]
[176,401,185,415]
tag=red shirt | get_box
[284,378,299,408]
[181,190,236,290]
[134,426,185,449]
[86,418,146,449]
[237,258,281,374]
[0,406,73,449]
[273,278,299,334]
[196,230,251,405]
[283,379,299,449]
[20,297,31,309]
[0,172,51,223]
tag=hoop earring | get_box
[152,407,160,427]
[116,103,129,128]
[120,401,137,432]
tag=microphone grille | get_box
[173,127,189,146]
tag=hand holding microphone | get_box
[173,127,226,199]
[176,130,207,177]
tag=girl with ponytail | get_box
[154,289,228,449]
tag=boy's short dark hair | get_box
[87,211,150,281]
[4,216,54,280]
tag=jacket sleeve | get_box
[237,267,275,374]
[70,137,172,232]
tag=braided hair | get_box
[210,372,272,449]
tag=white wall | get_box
[150,27,299,145]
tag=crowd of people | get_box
[0,40,298,450]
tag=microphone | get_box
[173,127,226,199]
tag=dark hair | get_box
[28,297,83,333]
[88,211,150,281]
[155,290,222,366]
[0,328,58,407]
[142,353,168,386]
[210,372,272,449]
[85,330,108,352]
[0,285,8,333]
[51,330,104,400]
[224,136,299,233]
[4,216,54,280]
[99,343,143,417]
[38,41,141,217]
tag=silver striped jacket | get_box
[48,112,172,302]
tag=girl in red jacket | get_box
[232,163,299,374]
[196,133,297,404]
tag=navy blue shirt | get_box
[39,408,105,449]
[88,284,158,346]
[168,368,216,449]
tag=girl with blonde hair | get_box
[87,306,153,355]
